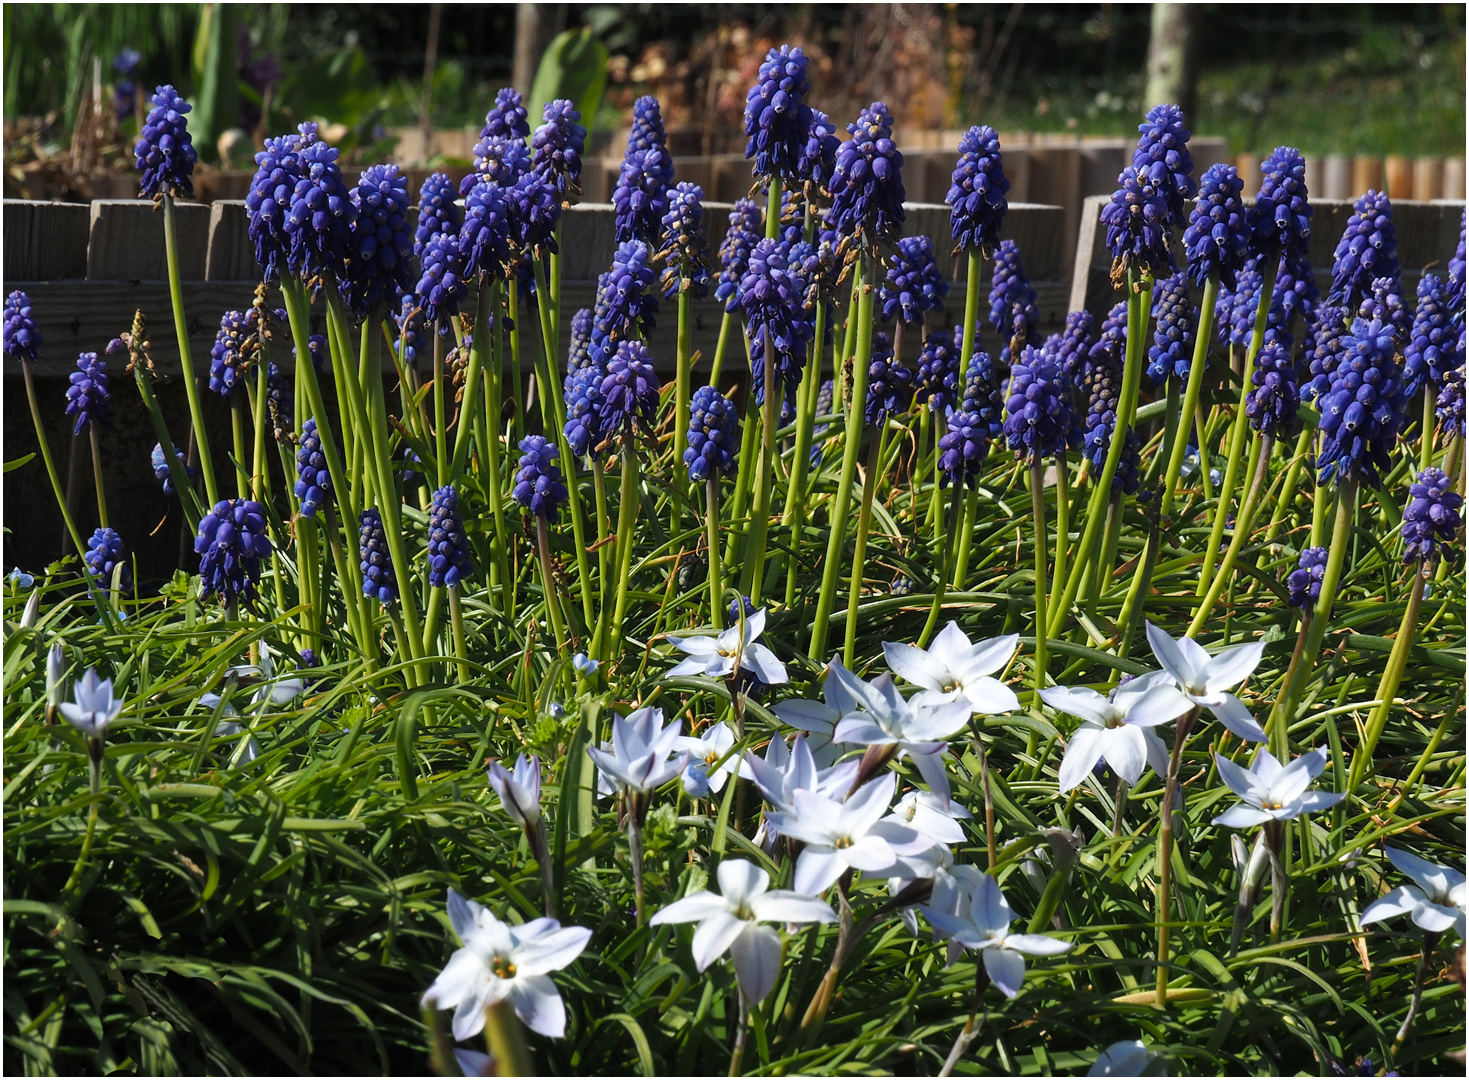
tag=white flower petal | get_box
[690,909,747,972]
[883,641,949,690]
[1101,727,1147,787]
[1002,932,1072,956]
[749,891,838,925]
[650,891,730,925]
[792,847,845,895]
[717,859,769,906]
[1057,727,1105,793]
[509,974,567,1038]
[983,946,1027,998]
[1203,640,1264,694]
[1359,885,1423,926]
[1211,803,1273,829]
[1039,685,1113,727]
[730,923,783,1002]
[512,925,592,977]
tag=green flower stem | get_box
[1308,438,1330,546]
[432,320,449,485]
[1049,274,1152,637]
[507,284,526,445]
[250,342,270,500]
[918,488,965,647]
[447,586,471,683]
[90,426,109,528]
[1087,493,1122,611]
[535,515,570,664]
[1030,457,1050,692]
[1187,432,1274,637]
[608,441,641,660]
[162,192,219,505]
[1160,276,1219,518]
[1198,257,1279,596]
[483,1000,535,1078]
[484,286,513,608]
[1053,451,1070,607]
[843,426,885,666]
[707,309,734,388]
[727,368,761,565]
[951,488,978,588]
[1154,706,1198,1007]
[1348,563,1427,793]
[1269,480,1357,753]
[706,474,725,630]
[764,175,782,241]
[834,274,861,406]
[810,258,874,662]
[1420,389,1435,472]
[297,515,320,643]
[592,457,611,619]
[230,397,250,498]
[128,356,201,530]
[1392,932,1440,1061]
[19,357,87,557]
[1256,425,1315,561]
[449,295,486,479]
[322,503,372,670]
[62,742,103,904]
[1116,499,1163,659]
[728,989,751,1078]
[958,248,983,385]
[745,328,780,604]
[672,282,693,534]
[1148,378,1183,489]
[782,310,826,609]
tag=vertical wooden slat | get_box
[1351,156,1384,198]
[1412,158,1443,202]
[205,200,257,281]
[1442,159,1466,201]
[1,200,90,280]
[1322,155,1351,200]
[87,200,210,280]
[1385,155,1413,200]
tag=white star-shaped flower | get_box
[883,624,1020,714]
[1360,847,1466,937]
[1041,671,1193,792]
[666,608,788,684]
[1211,746,1344,827]
[673,722,741,794]
[921,873,1071,997]
[588,707,689,796]
[771,656,866,766]
[650,859,836,1001]
[1144,621,1266,741]
[765,772,924,895]
[59,667,123,737]
[830,666,973,802]
[421,889,591,1040]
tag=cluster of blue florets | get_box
[1329,189,1399,312]
[427,485,473,588]
[3,291,41,361]
[151,442,197,497]
[1182,162,1248,289]
[744,45,814,182]
[799,110,841,197]
[1248,147,1312,265]
[613,147,673,247]
[415,172,462,257]
[685,386,741,481]
[741,238,812,404]
[85,527,131,595]
[946,125,1009,254]
[134,85,198,198]
[864,331,913,427]
[828,102,906,252]
[460,175,513,279]
[880,235,949,325]
[1100,164,1173,283]
[65,351,110,434]
[1316,317,1406,488]
[716,198,763,312]
[347,164,414,315]
[286,138,357,285]
[1400,467,1462,565]
[1287,547,1328,611]
[358,508,397,605]
[532,99,587,202]
[1081,355,1141,493]
[415,230,468,324]
[988,239,1039,363]
[247,124,318,282]
[209,310,256,399]
[1403,274,1460,397]
[513,436,570,522]
[1303,305,1351,403]
[915,329,962,415]
[196,499,273,606]
[1244,339,1300,439]
[1355,275,1409,350]
[596,340,661,440]
[294,418,333,518]
[1132,104,1196,225]
[1005,345,1075,462]
[1146,273,1196,385]
[1045,310,1095,384]
[938,351,1004,488]
[658,182,713,299]
[1437,365,1466,440]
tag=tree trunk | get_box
[1145,4,1198,122]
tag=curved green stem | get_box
[707,474,725,630]
[843,429,885,665]
[163,193,219,505]
[1188,432,1274,637]
[1349,565,1426,792]
[1160,276,1219,518]
[20,358,87,557]
[1030,458,1050,690]
[609,441,641,660]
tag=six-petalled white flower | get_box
[1360,848,1467,937]
[667,608,789,685]
[830,665,973,802]
[487,753,543,826]
[884,624,1021,715]
[588,707,689,796]
[650,860,836,1001]
[422,889,591,1040]
[765,772,924,895]
[59,667,124,737]
[1041,672,1193,792]
[674,722,740,794]
[921,873,1071,997]
[771,656,866,766]
[1144,621,1266,741]
[1211,746,1345,827]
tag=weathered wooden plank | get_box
[87,200,210,281]
[205,200,257,281]
[2,200,90,280]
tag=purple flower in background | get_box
[1287,547,1328,612]
[947,124,1009,255]
[596,340,660,440]
[427,485,473,588]
[1447,210,1466,312]
[152,442,197,497]
[416,230,468,324]
[915,328,962,415]
[294,417,332,518]
[196,498,273,606]
[1403,274,1460,398]
[716,198,763,312]
[613,147,672,246]
[85,527,131,596]
[286,137,357,286]
[657,182,713,300]
[1005,344,1074,463]
[112,48,141,121]
[1247,147,1312,267]
[685,385,740,481]
[1044,309,1094,384]
[1244,339,1300,439]
[1400,467,1463,565]
[1329,189,1399,312]
[799,109,840,197]
[828,102,906,254]
[209,310,254,399]
[459,176,513,280]
[247,123,317,283]
[881,235,949,325]
[1081,352,1140,493]
[1438,364,1466,440]
[3,291,41,361]
[415,172,462,258]
[65,351,110,434]
[347,164,414,316]
[1132,103,1196,227]
[864,330,913,427]
[481,87,530,141]
[134,85,197,199]
[513,435,569,522]
[358,508,397,605]
[1182,162,1248,290]
[744,45,814,183]
[1146,273,1196,386]
[989,238,1039,364]
[532,99,587,203]
[939,350,1003,489]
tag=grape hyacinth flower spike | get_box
[427,486,473,589]
[947,125,1009,256]
[1248,147,1312,267]
[881,235,950,327]
[828,102,906,257]
[1400,467,1463,567]
[84,527,131,596]
[532,99,587,203]
[346,163,413,316]
[1146,273,1196,386]
[1182,162,1249,290]
[989,239,1039,365]
[1287,547,1329,613]
[152,442,197,497]
[134,85,197,199]
[514,435,571,653]
[65,351,110,434]
[1329,188,1399,312]
[294,418,332,518]
[420,889,590,1041]
[657,181,713,300]
[195,499,273,608]
[414,171,462,257]
[1131,103,1196,227]
[715,198,763,313]
[358,508,397,606]
[246,123,317,282]
[286,137,357,287]
[1100,163,1173,287]
[744,44,814,184]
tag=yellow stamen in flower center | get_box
[834,837,852,850]
[705,752,719,766]
[490,957,517,980]
[1260,800,1282,811]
